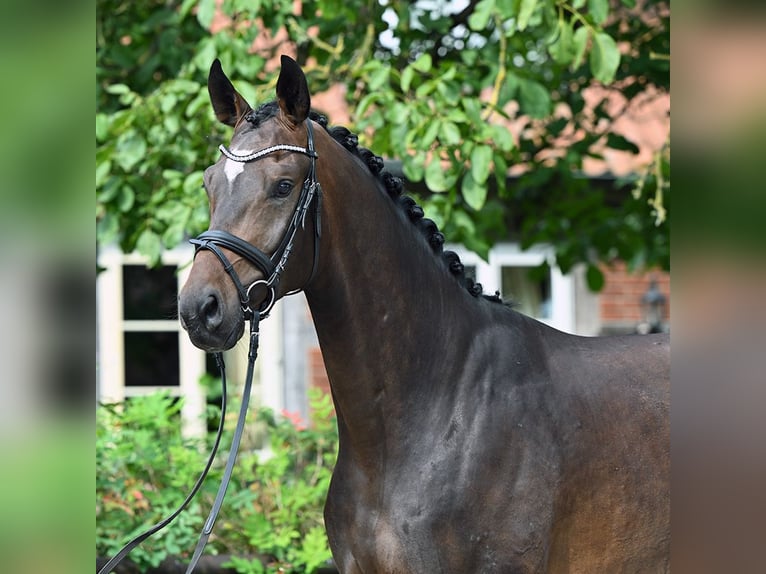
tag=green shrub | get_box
[96,388,338,573]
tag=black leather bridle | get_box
[190,119,322,319]
[98,121,322,574]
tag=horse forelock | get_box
[241,101,505,305]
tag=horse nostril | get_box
[200,293,223,330]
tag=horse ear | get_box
[276,55,311,125]
[208,59,253,127]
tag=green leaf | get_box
[367,64,390,90]
[355,92,379,119]
[439,121,462,146]
[115,131,147,172]
[517,0,538,31]
[162,212,190,248]
[440,64,457,82]
[167,79,201,94]
[590,31,620,83]
[606,133,640,154]
[401,66,414,92]
[452,207,477,235]
[436,78,460,105]
[97,211,119,244]
[586,264,605,291]
[411,53,432,73]
[96,114,110,142]
[518,78,551,118]
[549,18,573,65]
[163,115,179,135]
[415,79,435,98]
[295,526,332,572]
[117,185,135,212]
[179,0,199,17]
[96,160,111,188]
[571,26,590,70]
[494,152,509,192]
[97,177,120,203]
[468,0,495,31]
[162,169,183,182]
[425,158,449,192]
[588,0,609,25]
[462,171,487,211]
[462,97,483,125]
[402,155,425,181]
[183,171,205,193]
[136,229,162,263]
[196,0,216,28]
[388,102,409,125]
[470,144,493,184]
[105,83,131,95]
[490,125,514,152]
[422,120,441,148]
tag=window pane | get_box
[123,265,178,320]
[501,266,552,319]
[124,331,180,387]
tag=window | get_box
[121,264,182,388]
[97,245,207,437]
[122,264,179,320]
[447,243,574,332]
[500,266,552,319]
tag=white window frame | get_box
[96,243,207,437]
[447,243,575,333]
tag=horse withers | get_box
[178,55,670,573]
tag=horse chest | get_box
[325,432,558,574]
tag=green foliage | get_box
[96,392,211,569]
[96,389,338,573]
[96,0,670,276]
[222,390,337,573]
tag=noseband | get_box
[190,119,322,318]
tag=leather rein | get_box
[98,121,322,574]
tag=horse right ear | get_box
[208,59,253,127]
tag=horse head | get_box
[179,56,321,351]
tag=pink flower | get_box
[280,409,307,431]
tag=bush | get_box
[96,388,338,573]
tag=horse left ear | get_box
[208,59,253,127]
[276,55,311,125]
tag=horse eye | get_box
[274,180,294,198]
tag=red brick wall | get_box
[308,347,331,396]
[599,261,670,325]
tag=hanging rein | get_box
[98,121,322,574]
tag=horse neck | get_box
[303,137,477,463]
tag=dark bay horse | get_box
[178,56,670,573]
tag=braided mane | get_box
[244,102,502,304]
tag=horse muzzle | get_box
[178,280,246,352]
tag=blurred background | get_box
[2,0,765,572]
